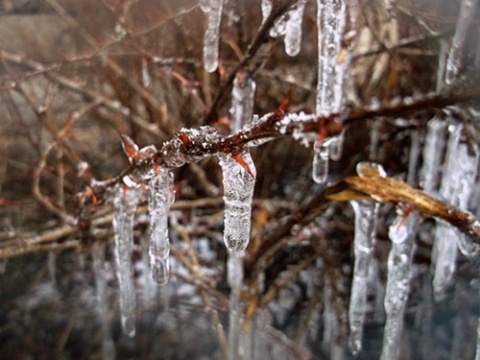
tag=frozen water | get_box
[445,0,478,84]
[420,118,446,193]
[261,0,288,37]
[204,0,224,72]
[148,167,175,285]
[219,151,256,252]
[230,72,256,133]
[348,199,379,355]
[316,0,346,116]
[380,211,420,360]
[285,1,306,56]
[329,131,345,161]
[312,139,330,184]
[432,124,479,299]
[112,184,142,337]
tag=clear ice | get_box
[230,72,256,133]
[316,0,346,116]
[203,0,224,72]
[112,184,141,337]
[380,211,420,360]
[432,124,479,299]
[445,0,478,84]
[285,1,306,57]
[148,167,175,285]
[312,139,330,184]
[420,118,446,193]
[219,151,256,252]
[348,198,379,355]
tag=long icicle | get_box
[219,150,256,359]
[348,163,383,355]
[148,167,175,285]
[445,0,478,84]
[203,0,224,72]
[313,0,346,184]
[112,184,141,337]
[380,210,420,360]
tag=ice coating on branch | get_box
[420,118,446,193]
[93,242,115,360]
[285,1,306,56]
[219,151,256,252]
[312,139,330,184]
[348,197,379,355]
[203,0,224,72]
[112,184,141,337]
[316,0,346,116]
[148,167,175,285]
[445,0,478,84]
[380,211,420,360]
[230,71,256,133]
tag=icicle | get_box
[227,251,244,360]
[432,124,479,298]
[316,0,346,116]
[312,139,330,184]
[348,196,379,355]
[93,242,116,360]
[445,0,478,84]
[112,184,141,337]
[261,0,289,37]
[285,1,306,56]
[219,151,256,252]
[380,210,420,360]
[420,118,446,193]
[203,0,224,72]
[148,167,175,285]
[329,130,345,161]
[230,71,256,133]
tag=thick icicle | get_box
[203,0,224,73]
[112,184,141,337]
[285,1,306,56]
[445,0,478,84]
[380,210,420,360]
[312,139,330,184]
[148,167,175,285]
[219,151,256,252]
[420,118,446,193]
[93,242,115,360]
[230,72,256,133]
[348,197,379,355]
[316,0,346,116]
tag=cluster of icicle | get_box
[103,141,175,339]
[344,1,480,360]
